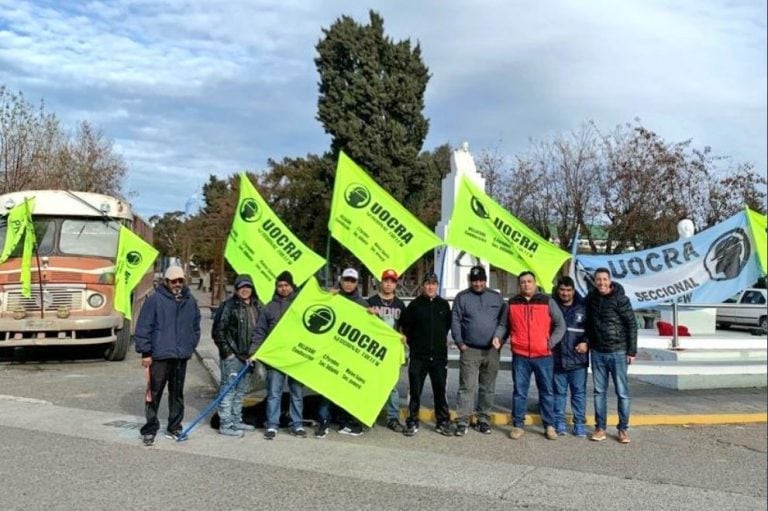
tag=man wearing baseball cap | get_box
[135,265,201,446]
[212,274,261,437]
[315,267,368,438]
[367,269,407,433]
[451,265,507,436]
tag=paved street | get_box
[1,344,766,510]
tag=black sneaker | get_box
[475,422,492,435]
[264,428,277,440]
[339,424,364,436]
[290,427,307,438]
[164,429,182,441]
[386,419,404,433]
[142,434,155,446]
[454,423,468,437]
[435,422,453,436]
[403,424,418,437]
[314,421,329,439]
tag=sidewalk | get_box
[191,288,767,427]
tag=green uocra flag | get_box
[329,151,443,277]
[253,277,404,427]
[225,173,325,301]
[1,198,37,297]
[446,176,570,286]
[114,226,158,320]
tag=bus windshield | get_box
[0,217,118,258]
[0,217,56,257]
[60,219,119,257]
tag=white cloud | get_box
[0,0,764,217]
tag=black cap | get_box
[469,265,487,282]
[422,272,439,284]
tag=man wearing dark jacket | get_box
[400,272,452,436]
[585,268,637,444]
[213,274,261,437]
[135,266,201,446]
[552,276,588,438]
[506,271,566,441]
[451,265,507,436]
[249,271,306,440]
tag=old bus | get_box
[0,190,154,360]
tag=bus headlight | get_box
[88,293,105,308]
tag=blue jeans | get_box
[218,356,250,429]
[385,387,400,421]
[512,355,555,428]
[591,351,631,430]
[553,367,587,427]
[265,368,304,430]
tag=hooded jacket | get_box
[213,275,261,360]
[552,294,588,371]
[134,284,201,360]
[585,282,637,356]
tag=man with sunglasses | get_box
[135,265,201,446]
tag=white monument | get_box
[433,142,490,298]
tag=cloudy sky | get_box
[1,0,765,218]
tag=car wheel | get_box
[760,316,767,333]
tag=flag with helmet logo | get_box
[329,151,443,278]
[252,277,404,427]
[446,176,570,286]
[114,226,158,320]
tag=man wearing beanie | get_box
[213,274,261,437]
[135,265,201,446]
[451,265,507,436]
[249,271,306,439]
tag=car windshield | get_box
[60,219,119,257]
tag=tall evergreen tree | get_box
[315,10,430,202]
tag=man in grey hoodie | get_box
[451,265,507,436]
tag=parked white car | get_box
[716,288,767,332]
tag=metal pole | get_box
[671,301,679,349]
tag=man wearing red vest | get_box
[506,271,566,440]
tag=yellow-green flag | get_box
[0,197,35,264]
[253,277,405,427]
[114,226,158,320]
[225,173,325,301]
[446,176,570,285]
[329,151,443,277]
[20,199,36,298]
[746,207,767,275]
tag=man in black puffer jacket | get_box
[585,268,637,444]
[213,274,261,437]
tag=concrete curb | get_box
[194,349,767,427]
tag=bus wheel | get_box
[105,320,131,361]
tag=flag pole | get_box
[24,198,44,319]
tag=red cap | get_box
[381,269,398,281]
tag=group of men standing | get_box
[134,262,636,446]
